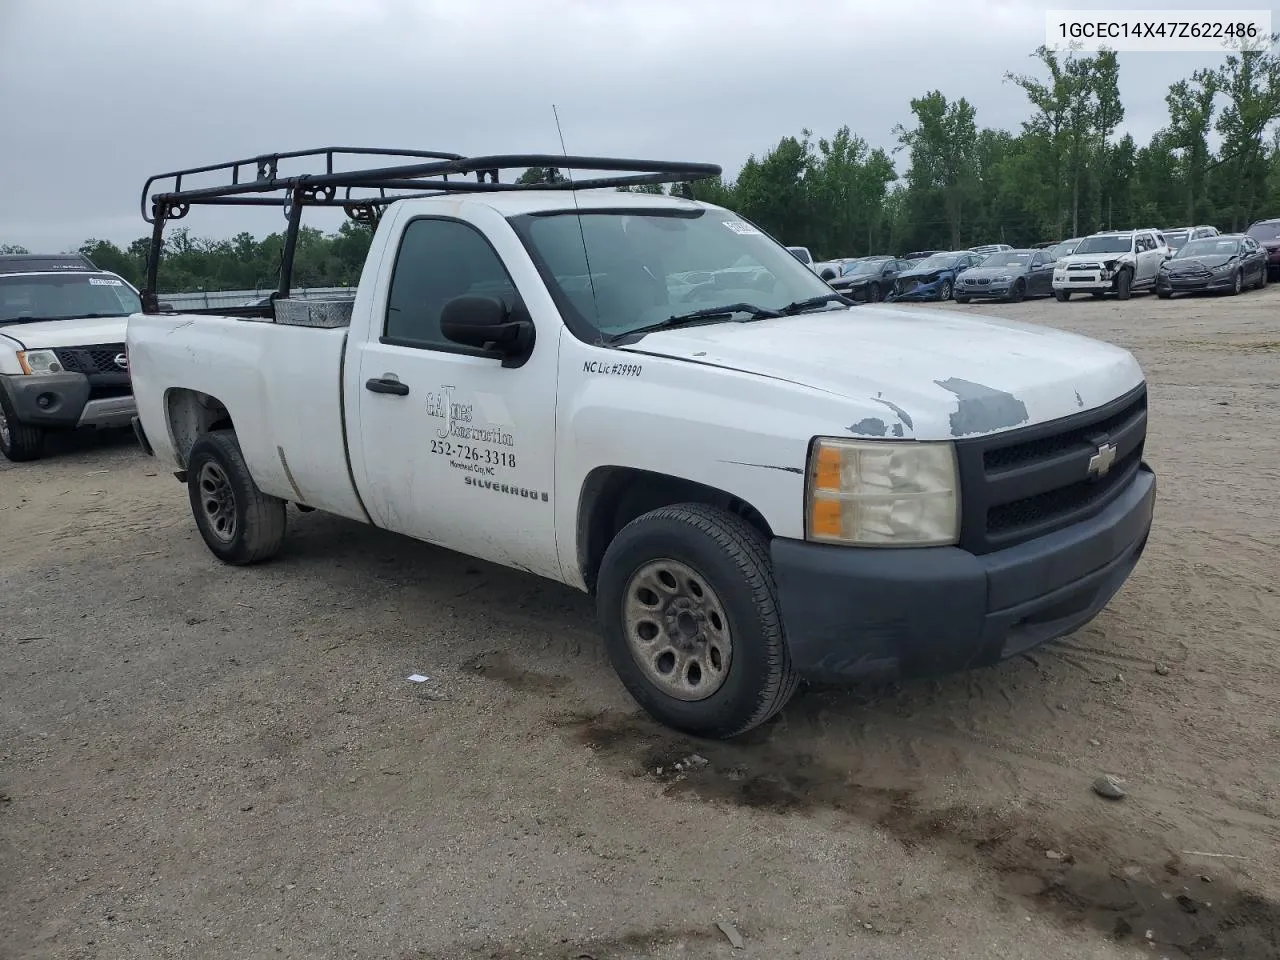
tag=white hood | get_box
[0,315,131,351]
[616,304,1144,440]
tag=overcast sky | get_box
[0,0,1268,250]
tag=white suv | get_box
[1052,229,1171,301]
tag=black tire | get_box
[1055,289,1070,302]
[186,429,287,565]
[866,282,880,303]
[1115,269,1132,300]
[1259,268,1269,290]
[939,280,953,300]
[595,503,798,739]
[0,392,45,462]
[1007,280,1025,303]
[954,296,970,304]
[1228,270,1243,296]
[1157,290,1172,299]
[1091,291,1105,299]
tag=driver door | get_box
[348,211,562,581]
[1028,251,1053,295]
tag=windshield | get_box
[1176,238,1240,258]
[512,209,838,338]
[913,255,959,271]
[844,258,890,276]
[1246,222,1280,242]
[1045,240,1079,259]
[1073,235,1132,255]
[0,273,141,324]
[981,251,1033,268]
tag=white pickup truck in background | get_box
[127,149,1157,739]
[1,253,144,461]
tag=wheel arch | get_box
[165,387,234,468]
[576,466,773,595]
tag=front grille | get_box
[54,343,128,375]
[955,384,1147,555]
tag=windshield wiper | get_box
[780,293,855,314]
[612,302,783,342]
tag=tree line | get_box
[4,41,1279,287]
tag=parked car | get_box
[1155,234,1269,298]
[969,243,1012,255]
[128,147,1157,740]
[887,250,985,302]
[0,261,142,461]
[1043,238,1083,261]
[1245,218,1280,278]
[1160,225,1219,253]
[786,246,816,270]
[813,257,858,281]
[0,252,99,274]
[954,248,1056,303]
[1052,229,1170,301]
[828,256,904,301]
[903,249,944,260]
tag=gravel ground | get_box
[3,286,1279,960]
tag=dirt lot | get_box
[3,287,1279,960]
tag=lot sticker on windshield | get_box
[88,278,124,286]
[722,220,761,236]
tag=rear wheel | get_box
[0,393,45,462]
[595,503,798,739]
[186,429,287,565]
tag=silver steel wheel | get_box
[0,404,10,448]
[198,460,237,543]
[622,559,732,701]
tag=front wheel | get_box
[866,282,880,303]
[0,392,45,462]
[1055,289,1071,302]
[186,429,287,565]
[1007,280,1025,303]
[938,280,953,300]
[1157,289,1172,299]
[595,503,798,739]
[1228,270,1243,295]
[1115,270,1132,300]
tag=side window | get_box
[384,218,519,348]
[1031,253,1046,267]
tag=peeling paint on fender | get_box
[848,417,888,437]
[871,394,914,430]
[933,377,1030,437]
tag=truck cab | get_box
[126,148,1157,740]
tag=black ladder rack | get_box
[138,147,722,309]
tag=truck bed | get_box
[126,309,368,523]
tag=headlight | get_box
[994,275,1013,282]
[17,349,63,375]
[806,438,960,546]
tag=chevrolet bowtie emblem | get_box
[1087,441,1117,478]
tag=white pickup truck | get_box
[127,149,1156,739]
[1,253,143,461]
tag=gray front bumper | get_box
[0,372,135,428]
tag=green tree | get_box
[1166,71,1219,223]
[1212,35,1280,228]
[894,92,979,249]
[1,243,30,254]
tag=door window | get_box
[384,218,520,350]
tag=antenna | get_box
[552,104,601,334]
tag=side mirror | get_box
[440,296,535,368]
